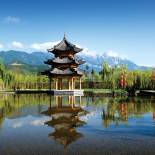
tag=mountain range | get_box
[0,50,151,73]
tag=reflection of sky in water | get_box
[4,116,50,129]
[0,95,155,155]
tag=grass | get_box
[84,89,128,96]
[84,89,112,93]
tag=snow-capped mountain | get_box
[0,50,151,72]
[77,50,147,71]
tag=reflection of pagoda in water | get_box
[41,96,88,147]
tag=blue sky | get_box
[0,0,155,66]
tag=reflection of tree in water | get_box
[0,95,16,128]
[41,96,88,148]
[0,94,51,128]
[102,97,155,128]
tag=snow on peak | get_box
[103,50,127,60]
[75,44,127,60]
[104,50,119,57]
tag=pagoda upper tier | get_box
[48,36,82,57]
[44,57,85,68]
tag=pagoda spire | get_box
[63,32,66,40]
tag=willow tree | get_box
[0,63,15,89]
[102,62,111,81]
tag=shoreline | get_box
[0,89,128,97]
[0,89,155,97]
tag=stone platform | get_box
[49,89,84,96]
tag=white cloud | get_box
[81,48,98,57]
[4,16,21,24]
[30,41,60,51]
[11,41,24,49]
[30,119,46,126]
[0,43,4,49]
[76,44,98,57]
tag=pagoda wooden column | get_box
[58,78,60,90]
[68,96,71,104]
[73,78,75,90]
[49,76,52,90]
[58,96,62,107]
[80,96,82,106]
[56,96,62,108]
[71,78,74,90]
[60,78,62,90]
[79,77,82,89]
[55,78,58,90]
[55,96,58,108]
[57,78,63,90]
[73,96,75,106]
[69,79,71,90]
[49,95,52,108]
[71,96,75,109]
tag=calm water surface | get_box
[0,94,155,155]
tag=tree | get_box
[102,62,111,81]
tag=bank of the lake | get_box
[0,89,128,97]
[84,89,128,97]
[1,89,155,97]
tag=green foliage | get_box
[102,62,111,81]
[0,61,49,89]
[84,62,154,90]
[0,59,154,90]
[0,63,15,88]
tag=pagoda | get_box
[42,35,85,94]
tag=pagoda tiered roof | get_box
[42,68,83,77]
[44,57,85,65]
[41,105,86,116]
[49,129,83,147]
[44,117,86,128]
[48,36,82,53]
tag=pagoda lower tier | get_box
[42,67,84,90]
[42,68,83,77]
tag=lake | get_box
[0,94,155,155]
